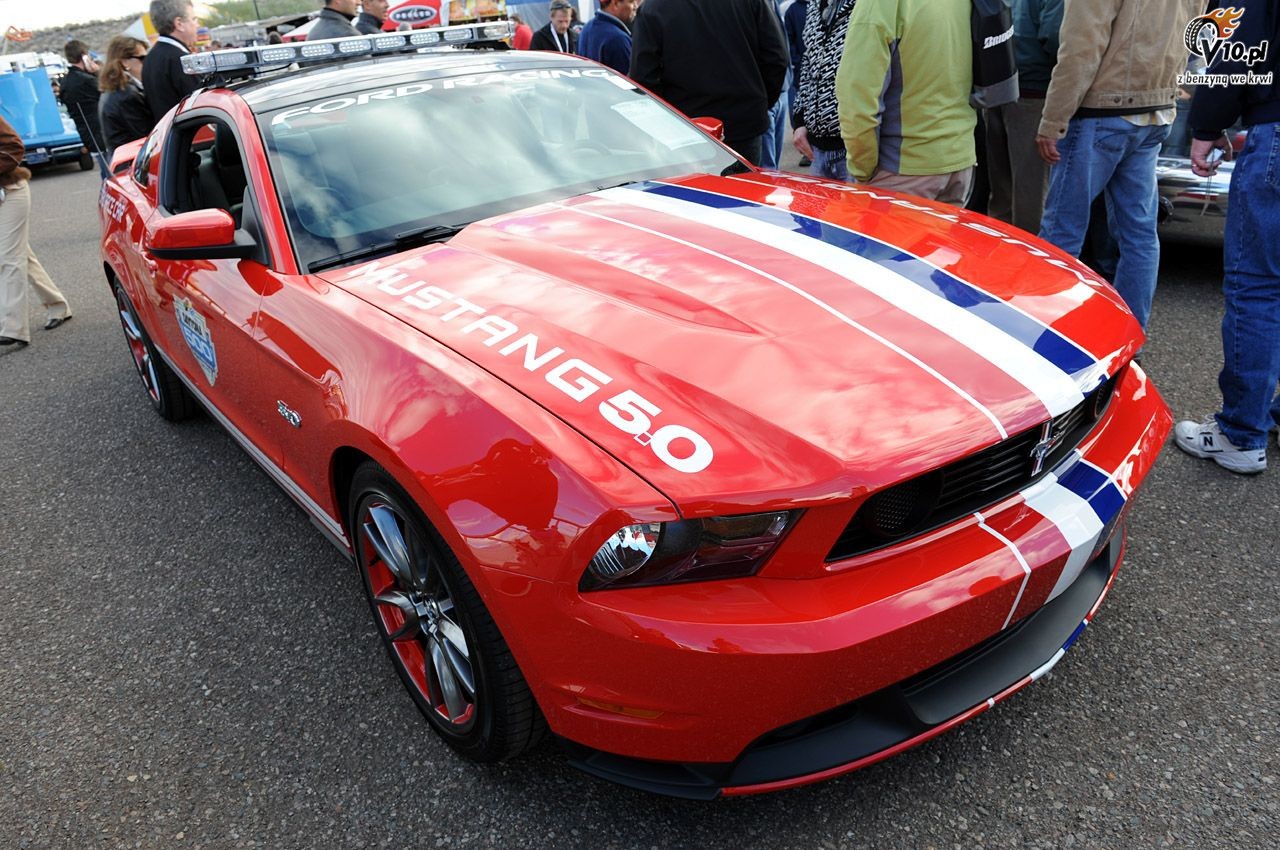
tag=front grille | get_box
[827,371,1120,561]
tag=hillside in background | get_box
[18,17,137,57]
[15,1,315,58]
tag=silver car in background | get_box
[1156,67,1243,244]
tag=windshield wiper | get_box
[308,224,466,273]
[592,179,640,192]
[394,223,466,248]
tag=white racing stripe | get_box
[558,202,1010,438]
[975,512,1034,630]
[1021,465,1105,603]
[599,187,1086,418]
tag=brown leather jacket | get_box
[1039,0,1202,138]
[0,115,32,187]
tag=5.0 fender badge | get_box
[277,400,301,428]
[174,297,218,386]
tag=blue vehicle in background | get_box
[0,52,94,170]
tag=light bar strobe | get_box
[181,20,517,77]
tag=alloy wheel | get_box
[116,289,160,404]
[359,500,477,729]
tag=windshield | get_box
[259,65,743,271]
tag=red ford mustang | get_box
[98,29,1171,799]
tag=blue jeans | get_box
[810,146,849,181]
[759,92,788,170]
[1039,116,1170,328]
[1216,121,1280,451]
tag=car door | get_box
[141,111,279,464]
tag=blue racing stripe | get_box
[1056,460,1126,524]
[1061,619,1089,651]
[634,182,1099,379]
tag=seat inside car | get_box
[185,123,248,225]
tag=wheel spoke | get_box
[404,528,436,593]
[437,615,469,660]
[119,307,141,341]
[374,589,421,640]
[440,632,475,697]
[364,505,413,587]
[430,637,469,721]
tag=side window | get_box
[162,118,252,227]
[132,131,159,185]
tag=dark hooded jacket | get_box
[59,65,106,152]
[629,0,788,141]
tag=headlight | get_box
[581,510,799,591]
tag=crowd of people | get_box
[6,0,1278,479]
[455,0,1280,477]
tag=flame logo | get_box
[1185,7,1246,56]
[1200,6,1245,39]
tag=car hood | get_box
[321,173,1141,514]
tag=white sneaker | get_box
[1174,417,1267,474]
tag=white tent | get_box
[121,16,150,41]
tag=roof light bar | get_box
[181,20,517,77]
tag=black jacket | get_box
[142,38,200,123]
[354,11,384,34]
[530,22,578,53]
[629,0,788,141]
[792,0,855,150]
[99,83,154,159]
[58,65,106,152]
[1190,0,1280,136]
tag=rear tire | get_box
[113,282,197,421]
[349,463,546,762]
[78,151,94,172]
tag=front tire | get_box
[349,463,546,762]
[114,282,197,421]
[78,151,94,171]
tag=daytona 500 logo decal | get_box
[344,262,714,473]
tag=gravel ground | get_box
[0,162,1275,850]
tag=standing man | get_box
[354,0,389,34]
[1174,0,1280,474]
[783,0,809,166]
[309,0,360,39]
[792,0,857,181]
[58,40,108,179]
[836,0,976,204]
[1034,0,1200,329]
[758,1,792,170]
[531,1,579,53]
[630,0,788,165]
[0,116,72,350]
[578,0,636,74]
[984,0,1061,233]
[143,0,201,123]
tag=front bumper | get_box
[558,531,1123,798]
[23,137,85,166]
[484,364,1169,791]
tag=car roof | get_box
[231,48,591,114]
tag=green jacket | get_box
[835,0,976,181]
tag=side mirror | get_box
[691,116,725,141]
[148,209,256,260]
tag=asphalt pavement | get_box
[1,163,1276,850]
